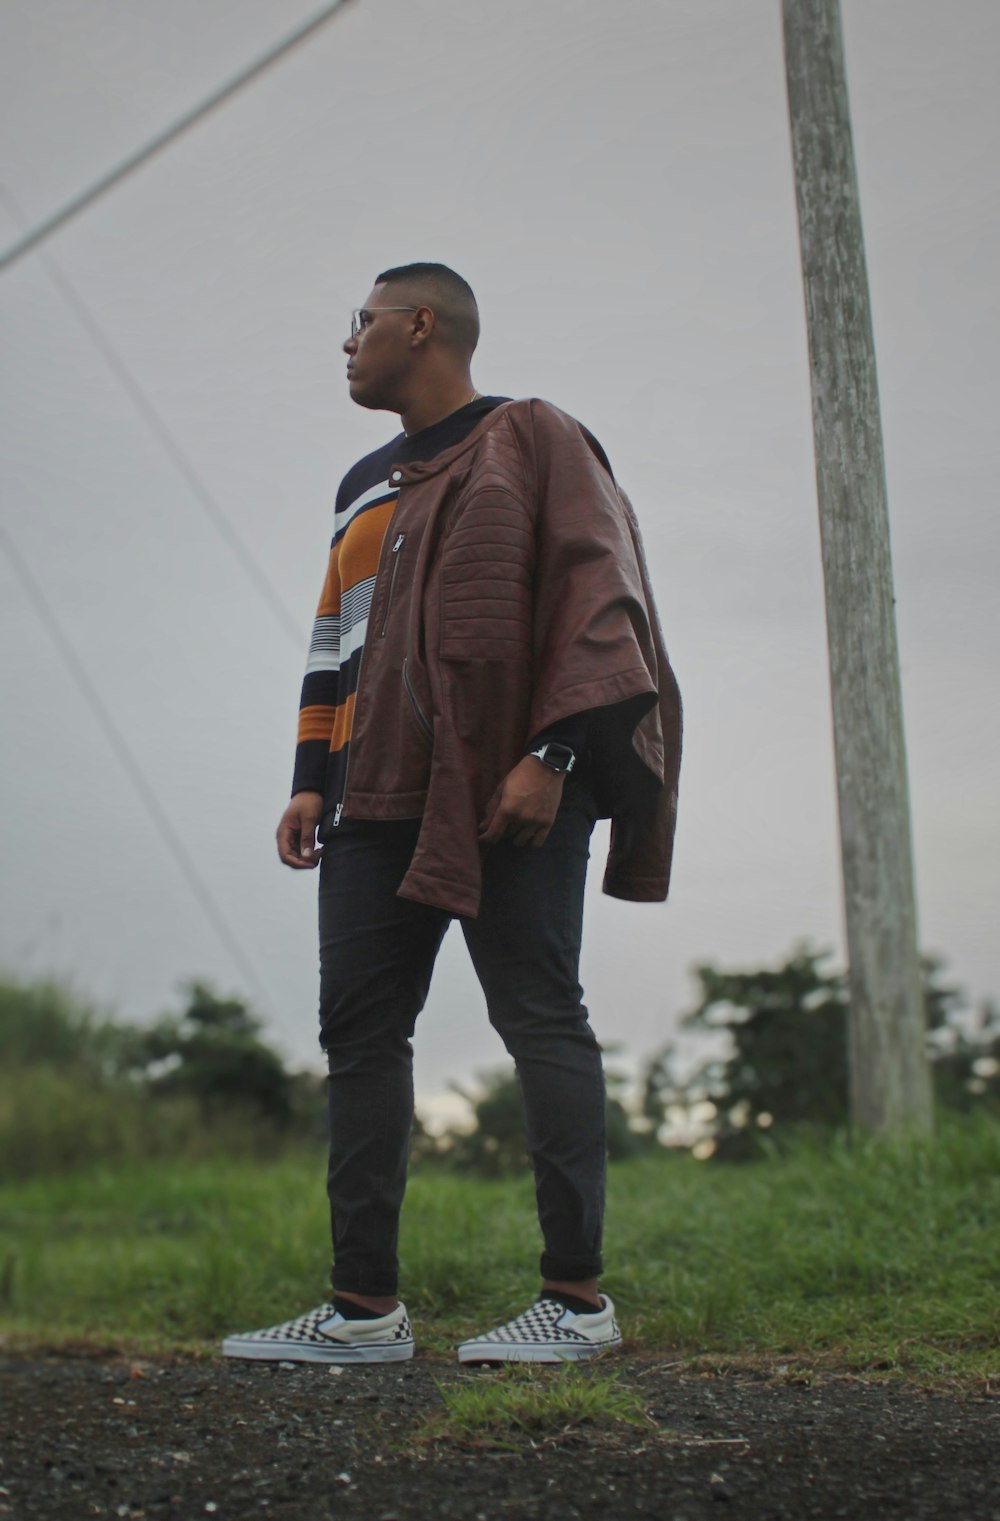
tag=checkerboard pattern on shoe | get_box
[456,1295,622,1364]
[222,1302,414,1363]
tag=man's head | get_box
[343,262,480,418]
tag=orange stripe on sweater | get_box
[339,499,396,590]
[329,691,357,752]
[316,546,341,618]
[297,705,337,743]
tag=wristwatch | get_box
[528,742,576,774]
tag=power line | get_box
[1,187,304,651]
[0,0,357,271]
[0,521,273,1010]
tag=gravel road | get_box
[2,1354,998,1520]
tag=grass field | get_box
[1,1115,998,1381]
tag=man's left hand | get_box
[480,756,566,848]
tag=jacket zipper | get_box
[334,520,404,827]
[380,534,406,636]
[402,655,433,743]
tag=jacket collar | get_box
[386,400,519,487]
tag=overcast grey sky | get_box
[2,0,998,1118]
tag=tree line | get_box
[1,948,996,1180]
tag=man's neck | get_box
[401,380,478,437]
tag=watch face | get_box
[537,743,575,772]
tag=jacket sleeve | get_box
[521,401,665,747]
[522,401,682,902]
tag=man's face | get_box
[343,284,418,412]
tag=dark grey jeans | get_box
[317,787,606,1296]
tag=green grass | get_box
[1,1115,998,1380]
[419,1365,652,1448]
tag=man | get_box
[223,263,681,1366]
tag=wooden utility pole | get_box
[782,0,933,1133]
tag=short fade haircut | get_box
[374,261,480,357]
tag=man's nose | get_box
[343,333,358,355]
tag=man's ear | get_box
[410,305,435,347]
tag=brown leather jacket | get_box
[339,398,682,918]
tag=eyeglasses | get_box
[350,306,418,338]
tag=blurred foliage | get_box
[0,976,122,1074]
[641,947,1000,1160]
[433,1052,647,1176]
[114,981,298,1127]
[443,1069,530,1175]
[3,945,998,1180]
[0,974,324,1180]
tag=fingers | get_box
[276,800,324,869]
[282,841,323,868]
[479,763,565,847]
[277,830,317,868]
[508,819,547,848]
[479,810,505,845]
[483,806,554,849]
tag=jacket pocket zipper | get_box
[380,534,405,636]
[402,656,433,743]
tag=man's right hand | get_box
[276,791,325,869]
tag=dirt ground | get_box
[1,1353,998,1521]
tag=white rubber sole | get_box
[222,1336,414,1364]
[456,1338,620,1365]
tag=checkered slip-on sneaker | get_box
[222,1302,414,1364]
[456,1295,622,1364]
